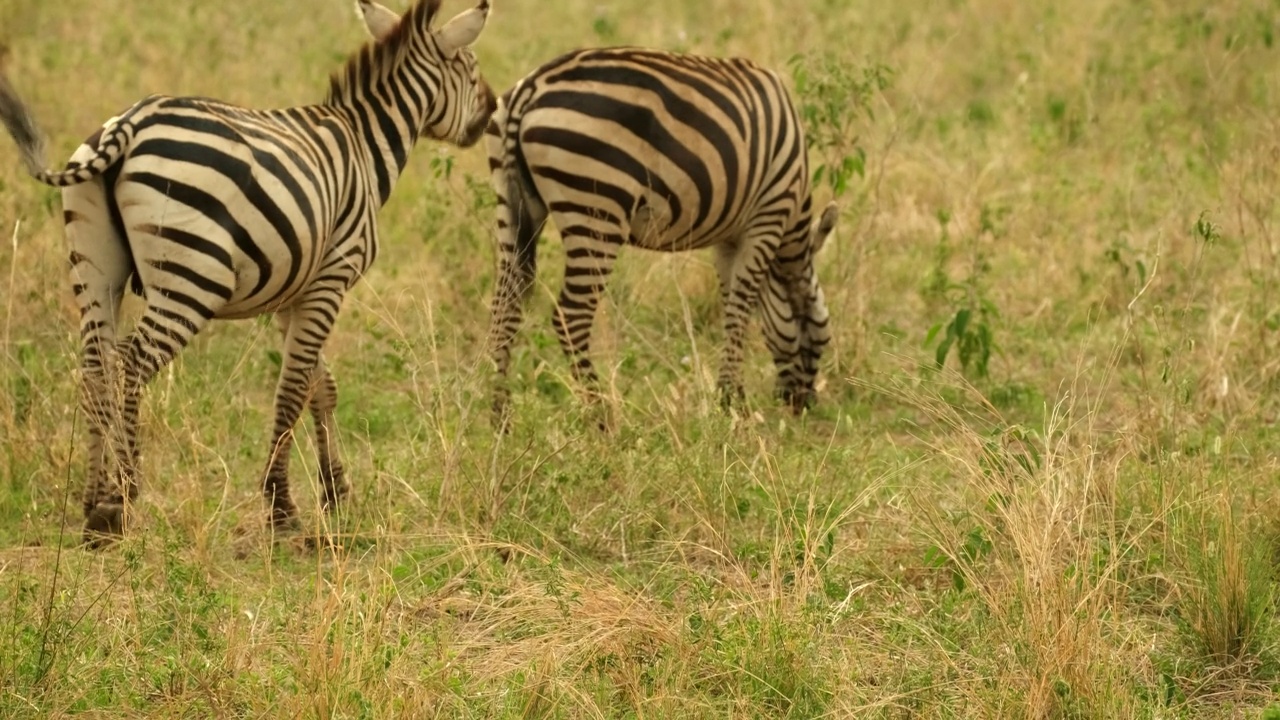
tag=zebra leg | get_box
[758,264,809,410]
[263,294,342,529]
[769,218,833,413]
[715,228,783,406]
[84,301,216,546]
[78,209,238,546]
[552,227,622,400]
[487,178,547,426]
[62,185,131,527]
[79,336,120,521]
[274,313,347,510]
[791,276,832,412]
[309,358,348,510]
[78,319,123,533]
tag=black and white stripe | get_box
[0,0,495,545]
[482,47,838,420]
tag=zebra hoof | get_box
[491,397,514,434]
[778,387,816,414]
[321,487,350,512]
[718,382,745,410]
[268,501,301,532]
[320,470,349,511]
[82,503,126,549]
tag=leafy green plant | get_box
[927,302,998,379]
[789,53,892,199]
[1193,209,1221,246]
[428,153,454,180]
[924,207,1002,380]
[463,171,496,214]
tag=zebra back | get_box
[491,47,821,253]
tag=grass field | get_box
[2,0,1280,716]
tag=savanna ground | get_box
[1,0,1280,716]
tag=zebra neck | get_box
[329,44,433,205]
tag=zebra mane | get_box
[326,0,442,106]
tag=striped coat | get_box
[483,47,838,421]
[358,7,837,424]
[0,0,495,545]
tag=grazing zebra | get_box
[358,7,837,421]
[0,0,496,546]
[489,50,838,420]
[487,50,839,421]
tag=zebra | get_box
[357,6,837,423]
[485,49,839,419]
[0,0,496,546]
[484,48,839,422]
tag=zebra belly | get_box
[216,271,318,319]
[627,198,741,252]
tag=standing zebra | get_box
[486,49,839,420]
[0,0,496,546]
[358,6,837,421]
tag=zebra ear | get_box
[435,0,490,58]
[811,202,838,253]
[356,1,402,41]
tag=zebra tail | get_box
[0,64,129,189]
[503,100,541,284]
[31,120,133,188]
[509,169,541,283]
[0,67,50,181]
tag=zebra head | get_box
[355,0,497,147]
[772,201,838,412]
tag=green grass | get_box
[2,0,1280,716]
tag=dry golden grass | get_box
[1,0,1280,717]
